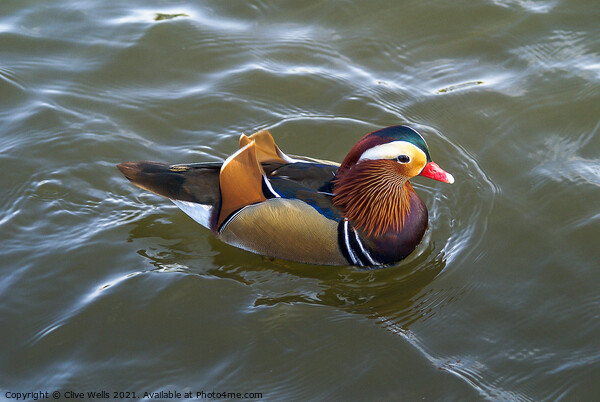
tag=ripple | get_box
[511,29,600,80]
[388,328,536,400]
[0,66,26,91]
[0,168,31,228]
[489,0,559,13]
[532,120,600,188]
[31,179,71,201]
[536,157,600,187]
[422,125,498,268]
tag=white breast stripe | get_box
[343,220,360,266]
[352,227,378,266]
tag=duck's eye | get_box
[396,155,410,163]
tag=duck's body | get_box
[118,126,453,267]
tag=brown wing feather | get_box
[240,130,291,164]
[117,161,221,205]
[217,142,267,228]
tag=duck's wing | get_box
[241,129,341,168]
[117,161,221,205]
[217,137,345,229]
[264,162,337,191]
[265,162,343,222]
[117,130,343,231]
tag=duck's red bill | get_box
[420,162,455,184]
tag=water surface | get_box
[1,0,599,400]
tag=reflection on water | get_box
[131,216,447,330]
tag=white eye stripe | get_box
[358,141,424,162]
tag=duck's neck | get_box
[332,160,414,238]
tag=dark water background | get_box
[1,0,599,400]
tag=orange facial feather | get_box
[332,160,414,237]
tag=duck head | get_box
[333,125,453,237]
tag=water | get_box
[1,0,599,400]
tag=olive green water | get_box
[1,1,599,400]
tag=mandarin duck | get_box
[117,126,453,267]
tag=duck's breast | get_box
[358,191,429,265]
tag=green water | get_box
[1,0,599,400]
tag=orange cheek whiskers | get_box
[333,161,413,238]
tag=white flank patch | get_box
[262,176,281,198]
[171,200,212,229]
